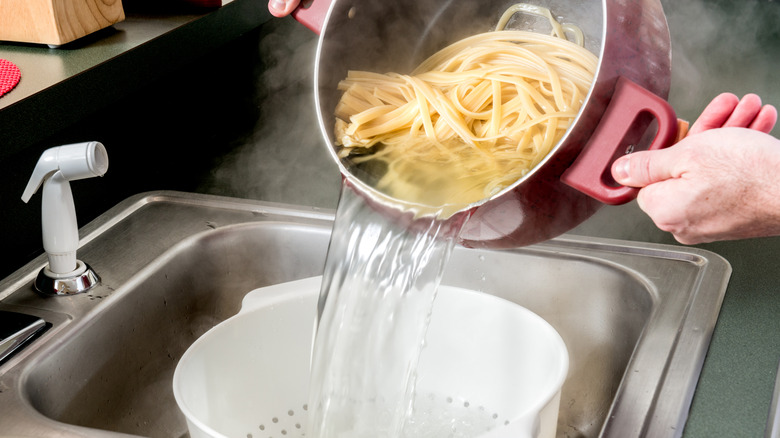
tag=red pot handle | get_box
[291,0,332,35]
[561,76,678,205]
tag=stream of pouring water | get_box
[306,182,474,437]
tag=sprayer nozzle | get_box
[22,141,109,203]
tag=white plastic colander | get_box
[173,277,568,438]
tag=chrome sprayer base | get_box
[34,260,100,296]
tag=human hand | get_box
[269,0,300,17]
[687,92,777,136]
[611,94,780,244]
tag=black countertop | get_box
[0,0,273,160]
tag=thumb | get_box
[269,0,300,17]
[611,149,676,188]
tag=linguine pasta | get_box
[334,4,598,216]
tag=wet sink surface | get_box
[0,191,730,437]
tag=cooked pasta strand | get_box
[333,4,597,216]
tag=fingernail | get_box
[612,158,630,183]
[269,0,286,12]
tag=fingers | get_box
[723,94,767,128]
[749,104,778,133]
[269,0,300,17]
[689,93,777,135]
[687,93,739,136]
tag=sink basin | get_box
[0,191,730,437]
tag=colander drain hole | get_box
[402,392,508,436]
[249,395,506,438]
[252,404,308,438]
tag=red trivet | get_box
[0,59,21,98]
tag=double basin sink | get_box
[0,191,730,437]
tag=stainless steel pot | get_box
[293,0,678,248]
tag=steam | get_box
[664,0,780,134]
[201,0,780,210]
[200,18,342,208]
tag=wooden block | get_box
[0,0,125,46]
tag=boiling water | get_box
[306,182,473,438]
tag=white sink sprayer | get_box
[21,141,108,294]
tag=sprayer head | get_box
[21,141,109,203]
[21,141,108,294]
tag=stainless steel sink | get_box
[0,191,730,438]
